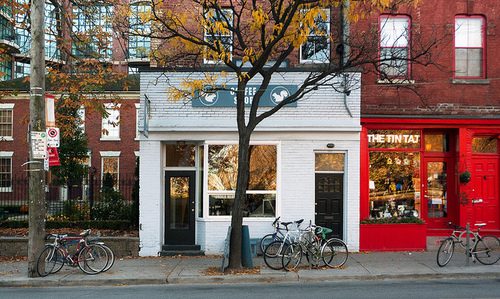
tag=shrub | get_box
[93,189,132,221]
[61,199,90,221]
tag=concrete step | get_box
[159,250,205,256]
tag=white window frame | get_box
[300,9,331,64]
[203,8,233,64]
[454,15,485,78]
[0,103,14,141]
[101,103,121,141]
[379,15,410,78]
[203,142,279,220]
[0,151,14,192]
[100,151,120,190]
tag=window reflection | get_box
[207,144,276,217]
[369,152,421,219]
[315,153,345,172]
[166,144,195,167]
[424,133,449,152]
[472,136,498,153]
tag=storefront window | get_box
[369,152,421,219]
[368,130,421,149]
[208,144,276,217]
[166,144,195,167]
[472,136,498,153]
[424,133,449,152]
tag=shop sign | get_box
[368,130,421,149]
[192,85,298,107]
[47,147,61,167]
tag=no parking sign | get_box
[46,127,60,147]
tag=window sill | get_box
[0,187,12,193]
[451,78,490,85]
[0,137,13,141]
[100,137,121,141]
[377,79,415,85]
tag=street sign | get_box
[45,94,56,127]
[46,127,60,147]
[31,131,47,159]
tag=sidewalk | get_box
[1,251,499,287]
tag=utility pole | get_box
[27,0,46,277]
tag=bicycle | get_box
[282,223,348,271]
[263,219,304,270]
[436,222,500,267]
[259,217,285,254]
[36,229,110,276]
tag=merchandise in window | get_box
[455,16,484,78]
[379,16,410,78]
[207,144,276,217]
[369,152,421,219]
[300,9,330,63]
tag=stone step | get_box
[159,250,205,257]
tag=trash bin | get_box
[241,225,253,267]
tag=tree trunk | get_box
[227,132,251,270]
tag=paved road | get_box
[2,278,500,299]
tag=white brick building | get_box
[138,71,361,256]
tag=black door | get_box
[315,173,344,239]
[165,171,195,245]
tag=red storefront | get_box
[360,118,500,251]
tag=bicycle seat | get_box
[475,223,487,228]
[80,229,91,237]
[295,219,304,225]
[281,221,293,228]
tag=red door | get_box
[471,157,499,229]
[424,158,457,228]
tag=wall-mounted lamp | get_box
[326,143,335,148]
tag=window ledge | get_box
[0,137,13,141]
[451,78,490,85]
[0,187,12,193]
[100,137,121,141]
[377,79,415,85]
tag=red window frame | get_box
[453,15,486,79]
[379,14,411,79]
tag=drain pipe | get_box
[340,0,353,118]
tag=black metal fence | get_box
[0,173,138,222]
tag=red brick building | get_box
[357,0,500,250]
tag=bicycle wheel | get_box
[474,235,500,265]
[321,238,348,268]
[259,233,282,255]
[36,245,64,277]
[90,242,115,272]
[282,242,302,271]
[263,240,285,270]
[436,237,454,267]
[77,244,109,275]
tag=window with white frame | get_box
[300,9,330,63]
[207,144,276,217]
[203,8,233,64]
[101,103,120,140]
[0,104,14,140]
[129,2,151,60]
[72,4,113,58]
[455,16,485,78]
[379,15,410,78]
[101,152,120,190]
[0,152,13,192]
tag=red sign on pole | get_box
[47,147,61,167]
